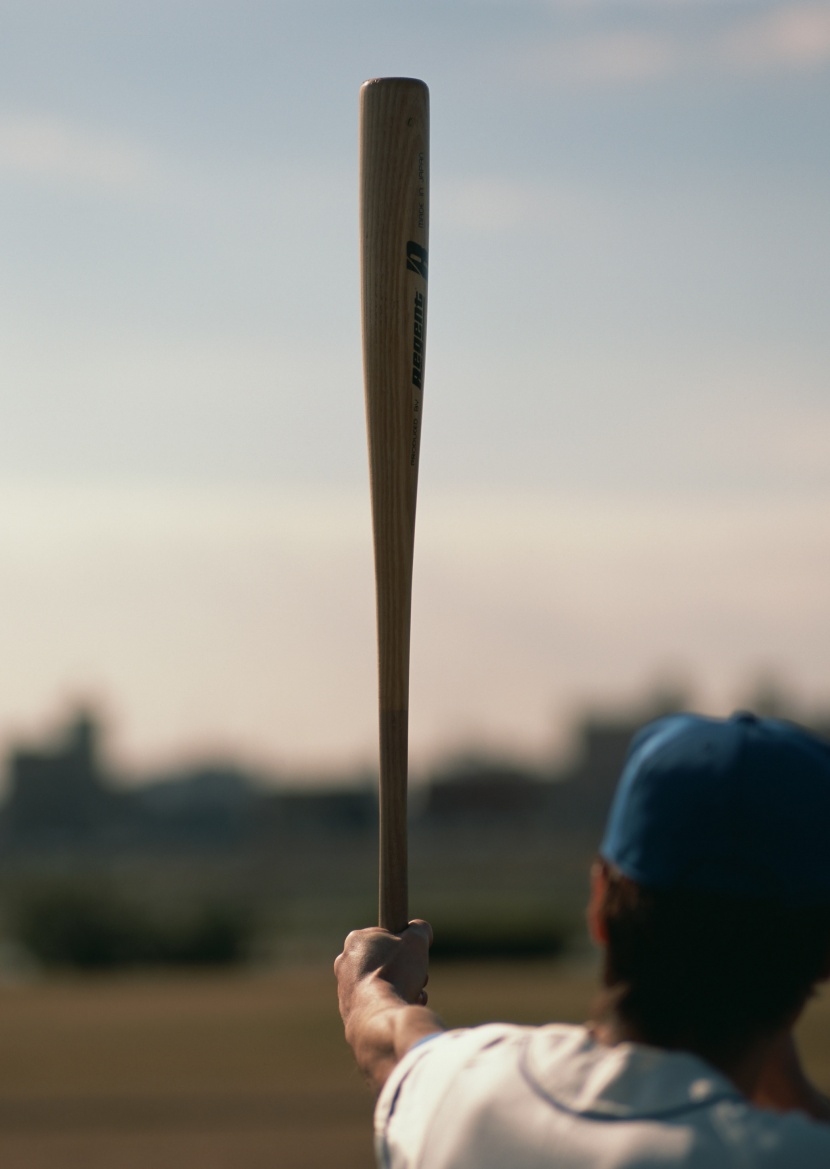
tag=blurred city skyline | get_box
[1,0,828,775]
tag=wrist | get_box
[345,977,443,1090]
[343,972,404,1043]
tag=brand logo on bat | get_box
[406,242,428,281]
[412,291,425,390]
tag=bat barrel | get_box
[360,78,429,933]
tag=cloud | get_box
[517,28,678,86]
[0,113,158,190]
[720,3,830,71]
[437,175,597,233]
[513,2,830,87]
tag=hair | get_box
[595,861,830,1064]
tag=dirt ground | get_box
[0,959,828,1168]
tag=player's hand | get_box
[335,920,441,1091]
[335,919,432,1021]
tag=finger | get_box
[406,919,434,946]
[342,926,396,957]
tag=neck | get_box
[589,1013,773,1100]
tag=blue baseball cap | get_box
[600,712,830,906]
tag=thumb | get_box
[404,919,433,947]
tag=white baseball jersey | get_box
[375,1023,830,1168]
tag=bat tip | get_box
[361,77,428,94]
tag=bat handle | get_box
[379,709,408,932]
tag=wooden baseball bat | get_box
[360,78,429,933]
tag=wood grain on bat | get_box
[360,78,429,933]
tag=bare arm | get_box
[335,919,446,1093]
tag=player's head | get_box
[590,712,830,1060]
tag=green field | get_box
[1,959,829,1168]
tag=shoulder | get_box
[376,1024,830,1169]
[374,1023,580,1168]
[709,1099,830,1165]
[377,1020,535,1118]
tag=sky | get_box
[1,0,828,781]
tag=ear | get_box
[587,861,609,946]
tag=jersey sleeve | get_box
[374,1024,526,1169]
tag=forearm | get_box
[344,972,444,1092]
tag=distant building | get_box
[423,757,546,825]
[4,712,117,849]
[2,691,827,867]
[266,788,377,836]
[549,713,638,840]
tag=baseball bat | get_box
[359,78,429,933]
